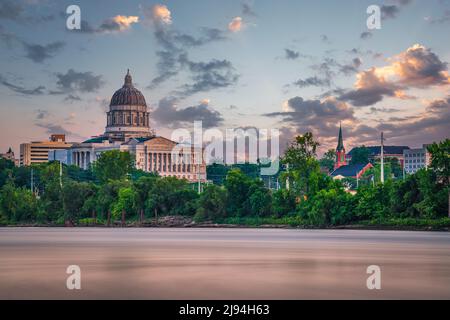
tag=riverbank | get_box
[2,215,449,231]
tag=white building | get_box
[403,144,431,174]
[69,70,207,182]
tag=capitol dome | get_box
[110,70,147,107]
[104,70,151,140]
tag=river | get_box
[0,227,449,299]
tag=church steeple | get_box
[334,122,347,170]
[336,122,344,152]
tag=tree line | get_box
[0,134,448,227]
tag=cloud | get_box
[360,31,373,40]
[381,5,400,19]
[0,24,18,46]
[363,96,450,147]
[338,68,400,106]
[292,76,330,88]
[175,57,239,97]
[172,27,227,47]
[338,44,449,106]
[0,74,45,95]
[425,10,450,24]
[97,15,139,32]
[35,123,75,137]
[284,49,300,60]
[0,0,23,21]
[35,109,49,120]
[54,69,104,93]
[73,15,139,34]
[381,0,413,20]
[265,96,355,138]
[387,44,450,87]
[0,0,57,24]
[64,94,82,102]
[228,17,243,32]
[339,57,362,76]
[151,4,172,26]
[242,3,257,17]
[22,41,65,63]
[152,97,224,128]
[145,4,230,90]
[320,34,331,44]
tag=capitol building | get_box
[67,70,206,182]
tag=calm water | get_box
[0,227,449,299]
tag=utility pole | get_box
[30,168,34,194]
[286,164,290,190]
[59,160,63,188]
[380,132,385,184]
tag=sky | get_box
[0,0,449,157]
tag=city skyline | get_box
[1,0,449,156]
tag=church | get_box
[69,70,207,183]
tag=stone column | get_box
[81,152,85,170]
[168,153,171,172]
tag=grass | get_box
[217,215,306,227]
[359,217,450,229]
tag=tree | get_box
[319,149,336,173]
[0,181,37,223]
[146,177,198,218]
[112,187,136,222]
[224,169,253,216]
[350,146,370,165]
[272,189,296,217]
[248,180,272,216]
[92,150,134,183]
[302,188,354,226]
[62,181,96,224]
[0,158,14,188]
[428,139,450,217]
[282,132,321,198]
[428,139,450,186]
[97,180,131,224]
[389,157,402,178]
[133,175,158,221]
[194,185,227,222]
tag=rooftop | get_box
[348,146,410,156]
[331,163,371,177]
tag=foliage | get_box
[0,134,447,228]
[319,149,336,173]
[350,146,370,165]
[92,150,134,183]
[194,184,227,222]
[427,139,450,186]
[0,181,38,222]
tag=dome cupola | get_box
[109,69,147,107]
[105,70,152,140]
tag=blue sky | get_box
[0,0,449,156]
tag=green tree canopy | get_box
[350,146,370,165]
[319,149,336,172]
[92,150,134,183]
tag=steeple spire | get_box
[124,69,132,87]
[334,122,347,170]
[336,122,344,151]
